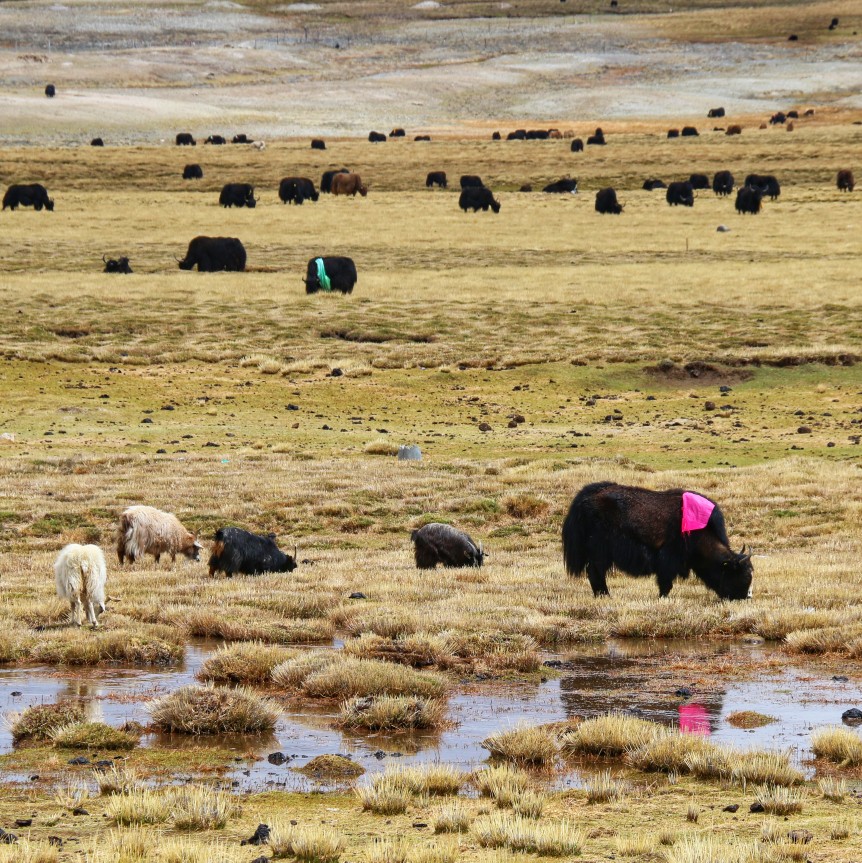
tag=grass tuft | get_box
[811,726,862,766]
[0,838,59,863]
[473,812,584,856]
[51,720,139,750]
[10,701,85,742]
[434,800,472,833]
[197,641,295,684]
[296,753,365,778]
[818,775,847,801]
[482,722,558,766]
[302,656,446,700]
[94,763,142,796]
[584,769,626,803]
[356,774,413,815]
[337,694,446,730]
[149,683,279,734]
[561,713,661,756]
[753,784,804,815]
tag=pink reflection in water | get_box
[679,703,710,736]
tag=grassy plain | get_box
[0,70,861,861]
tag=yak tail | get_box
[561,497,591,577]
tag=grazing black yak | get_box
[177,236,246,272]
[103,255,132,273]
[595,187,623,214]
[3,183,54,211]
[562,482,753,599]
[426,171,448,189]
[735,186,763,214]
[411,523,484,569]
[712,170,735,196]
[321,168,350,193]
[666,181,694,206]
[459,186,500,213]
[837,169,855,192]
[304,256,357,294]
[209,527,297,577]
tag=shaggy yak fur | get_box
[54,543,107,627]
[208,527,298,577]
[411,523,485,569]
[117,505,202,565]
[562,481,753,599]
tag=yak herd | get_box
[53,481,754,628]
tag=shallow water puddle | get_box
[1,639,859,791]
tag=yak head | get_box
[45,198,55,211]
[699,545,753,600]
[186,539,204,561]
[490,199,501,213]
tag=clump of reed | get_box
[342,632,456,670]
[337,695,447,730]
[357,763,465,815]
[753,784,804,815]
[105,786,238,829]
[616,834,655,857]
[727,710,777,729]
[50,721,139,751]
[433,800,472,834]
[626,728,715,773]
[268,820,344,863]
[106,789,172,826]
[471,764,532,807]
[149,683,279,734]
[301,656,446,700]
[482,722,558,766]
[356,774,413,816]
[94,763,142,796]
[10,701,85,742]
[272,651,338,689]
[560,713,661,757]
[473,812,584,856]
[53,779,89,810]
[0,838,59,863]
[197,640,295,684]
[817,775,847,802]
[811,726,862,766]
[295,754,365,778]
[584,769,627,803]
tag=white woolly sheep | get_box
[117,505,202,566]
[54,543,107,627]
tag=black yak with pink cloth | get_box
[561,482,752,599]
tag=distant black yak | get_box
[562,481,753,599]
[426,171,448,189]
[459,186,500,213]
[175,132,196,146]
[595,187,623,214]
[642,178,666,190]
[735,186,763,215]
[177,236,246,272]
[744,173,781,199]
[208,527,297,577]
[3,183,54,211]
[666,180,694,207]
[320,168,350,193]
[411,523,484,569]
[837,169,855,192]
[689,173,710,190]
[304,256,357,294]
[103,255,132,273]
[713,170,735,196]
[183,164,203,180]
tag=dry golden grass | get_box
[50,720,139,751]
[473,812,585,856]
[433,800,473,833]
[337,694,447,730]
[811,727,862,766]
[0,839,59,863]
[269,819,345,862]
[301,656,446,700]
[481,723,559,766]
[149,684,280,734]
[584,769,627,803]
[196,640,296,683]
[818,776,848,802]
[561,713,662,756]
[9,701,85,742]
[754,784,804,815]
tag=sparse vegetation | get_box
[337,694,447,730]
[811,726,862,766]
[482,723,559,766]
[51,720,139,750]
[10,701,85,742]
[196,640,295,684]
[561,713,661,756]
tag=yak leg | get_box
[585,557,611,597]
[85,599,100,628]
[656,569,676,598]
[69,598,83,627]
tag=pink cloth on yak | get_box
[681,491,715,533]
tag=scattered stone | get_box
[478,422,492,432]
[543,659,563,669]
[14,819,31,828]
[833,675,849,682]
[704,401,716,411]
[788,830,812,844]
[842,708,862,725]
[286,404,299,411]
[397,444,421,460]
[10,691,21,697]
[241,824,271,846]
[204,441,219,447]
[348,592,366,600]
[156,449,167,454]
[373,750,387,760]
[507,420,518,428]
[513,414,525,424]
[161,405,174,411]
[719,385,732,393]
[330,368,343,377]
[141,417,153,424]
[267,752,288,766]
[716,224,731,232]
[412,822,428,828]
[68,757,90,766]
[95,760,113,768]
[749,802,765,813]
[0,433,15,443]
[723,804,739,813]
[797,426,812,434]
[250,857,269,863]
[48,836,63,847]
[675,686,693,698]
[0,828,17,843]
[72,807,89,816]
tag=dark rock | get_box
[141,417,153,424]
[478,422,492,432]
[72,807,89,816]
[161,405,174,410]
[10,692,21,697]
[787,830,812,844]
[95,760,113,768]
[241,824,271,846]
[797,426,812,434]
[330,368,343,377]
[156,449,167,454]
[412,822,428,828]
[513,414,525,424]
[68,757,90,765]
[373,750,387,760]
[704,401,716,411]
[675,686,693,698]
[14,819,31,828]
[48,836,63,847]
[250,857,269,863]
[722,804,739,813]
[842,708,862,725]
[508,420,518,428]
[750,802,765,813]
[267,752,288,765]
[543,659,563,669]
[0,829,17,843]
[286,404,299,410]
[833,675,849,682]
[349,592,366,600]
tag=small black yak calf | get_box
[103,255,132,273]
[411,523,485,569]
[562,481,752,599]
[209,527,297,577]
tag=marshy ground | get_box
[1,0,862,860]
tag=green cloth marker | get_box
[315,257,331,292]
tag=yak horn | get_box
[294,544,298,560]
[102,254,108,263]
